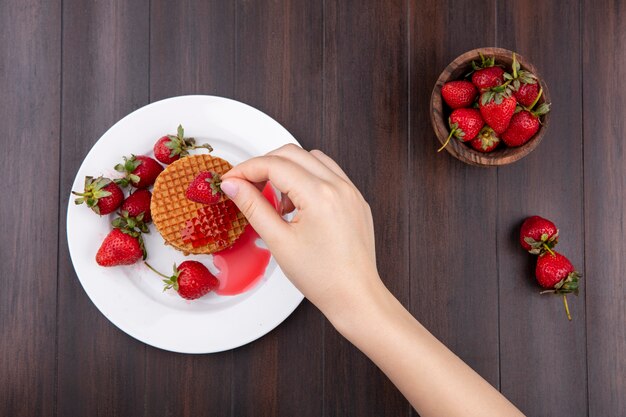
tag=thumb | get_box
[220,178,289,245]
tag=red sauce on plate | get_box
[213,184,279,295]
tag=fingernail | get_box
[220,180,239,198]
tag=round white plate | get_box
[67,95,304,354]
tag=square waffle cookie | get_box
[151,154,248,255]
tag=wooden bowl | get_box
[430,47,550,167]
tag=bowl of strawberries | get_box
[431,47,551,166]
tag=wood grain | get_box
[0,1,60,416]
[56,1,150,416]
[324,0,411,415]
[408,2,501,412]
[146,1,235,416]
[496,2,587,416]
[582,0,626,415]
[231,1,324,416]
[2,0,626,415]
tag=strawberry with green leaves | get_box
[479,86,517,134]
[469,126,500,153]
[520,215,559,255]
[96,229,144,267]
[441,80,478,109]
[536,251,581,321]
[186,171,223,204]
[503,53,540,107]
[437,108,484,152]
[470,53,505,91]
[96,209,150,267]
[115,155,164,188]
[153,124,214,165]
[145,261,219,300]
[72,176,124,215]
[121,189,152,223]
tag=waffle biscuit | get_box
[151,154,248,255]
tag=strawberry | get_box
[470,53,505,91]
[503,53,540,107]
[479,88,517,134]
[185,171,223,204]
[536,251,581,321]
[469,126,500,153]
[437,108,484,152]
[115,155,164,189]
[145,261,219,300]
[520,215,559,255]
[513,82,540,108]
[153,124,213,165]
[72,176,124,215]
[96,228,144,267]
[121,189,152,223]
[441,80,478,109]
[501,101,550,147]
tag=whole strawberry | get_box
[186,171,223,204]
[438,108,484,152]
[441,80,478,109]
[470,53,505,91]
[153,124,213,165]
[514,82,540,108]
[145,261,219,300]
[115,155,164,188]
[469,126,500,153]
[520,215,559,255]
[501,102,550,147]
[479,88,517,134]
[72,176,124,215]
[96,228,145,267]
[503,53,540,107]
[536,251,581,321]
[121,189,152,223]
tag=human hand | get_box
[220,144,382,316]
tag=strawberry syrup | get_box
[213,184,279,295]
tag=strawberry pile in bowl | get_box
[430,47,551,167]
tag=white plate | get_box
[66,95,304,353]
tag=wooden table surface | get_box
[1,0,624,416]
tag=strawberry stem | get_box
[528,87,544,111]
[438,129,455,152]
[542,242,555,256]
[193,143,214,153]
[144,262,170,279]
[563,295,572,321]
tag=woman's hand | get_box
[220,144,382,317]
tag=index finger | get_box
[223,154,321,209]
